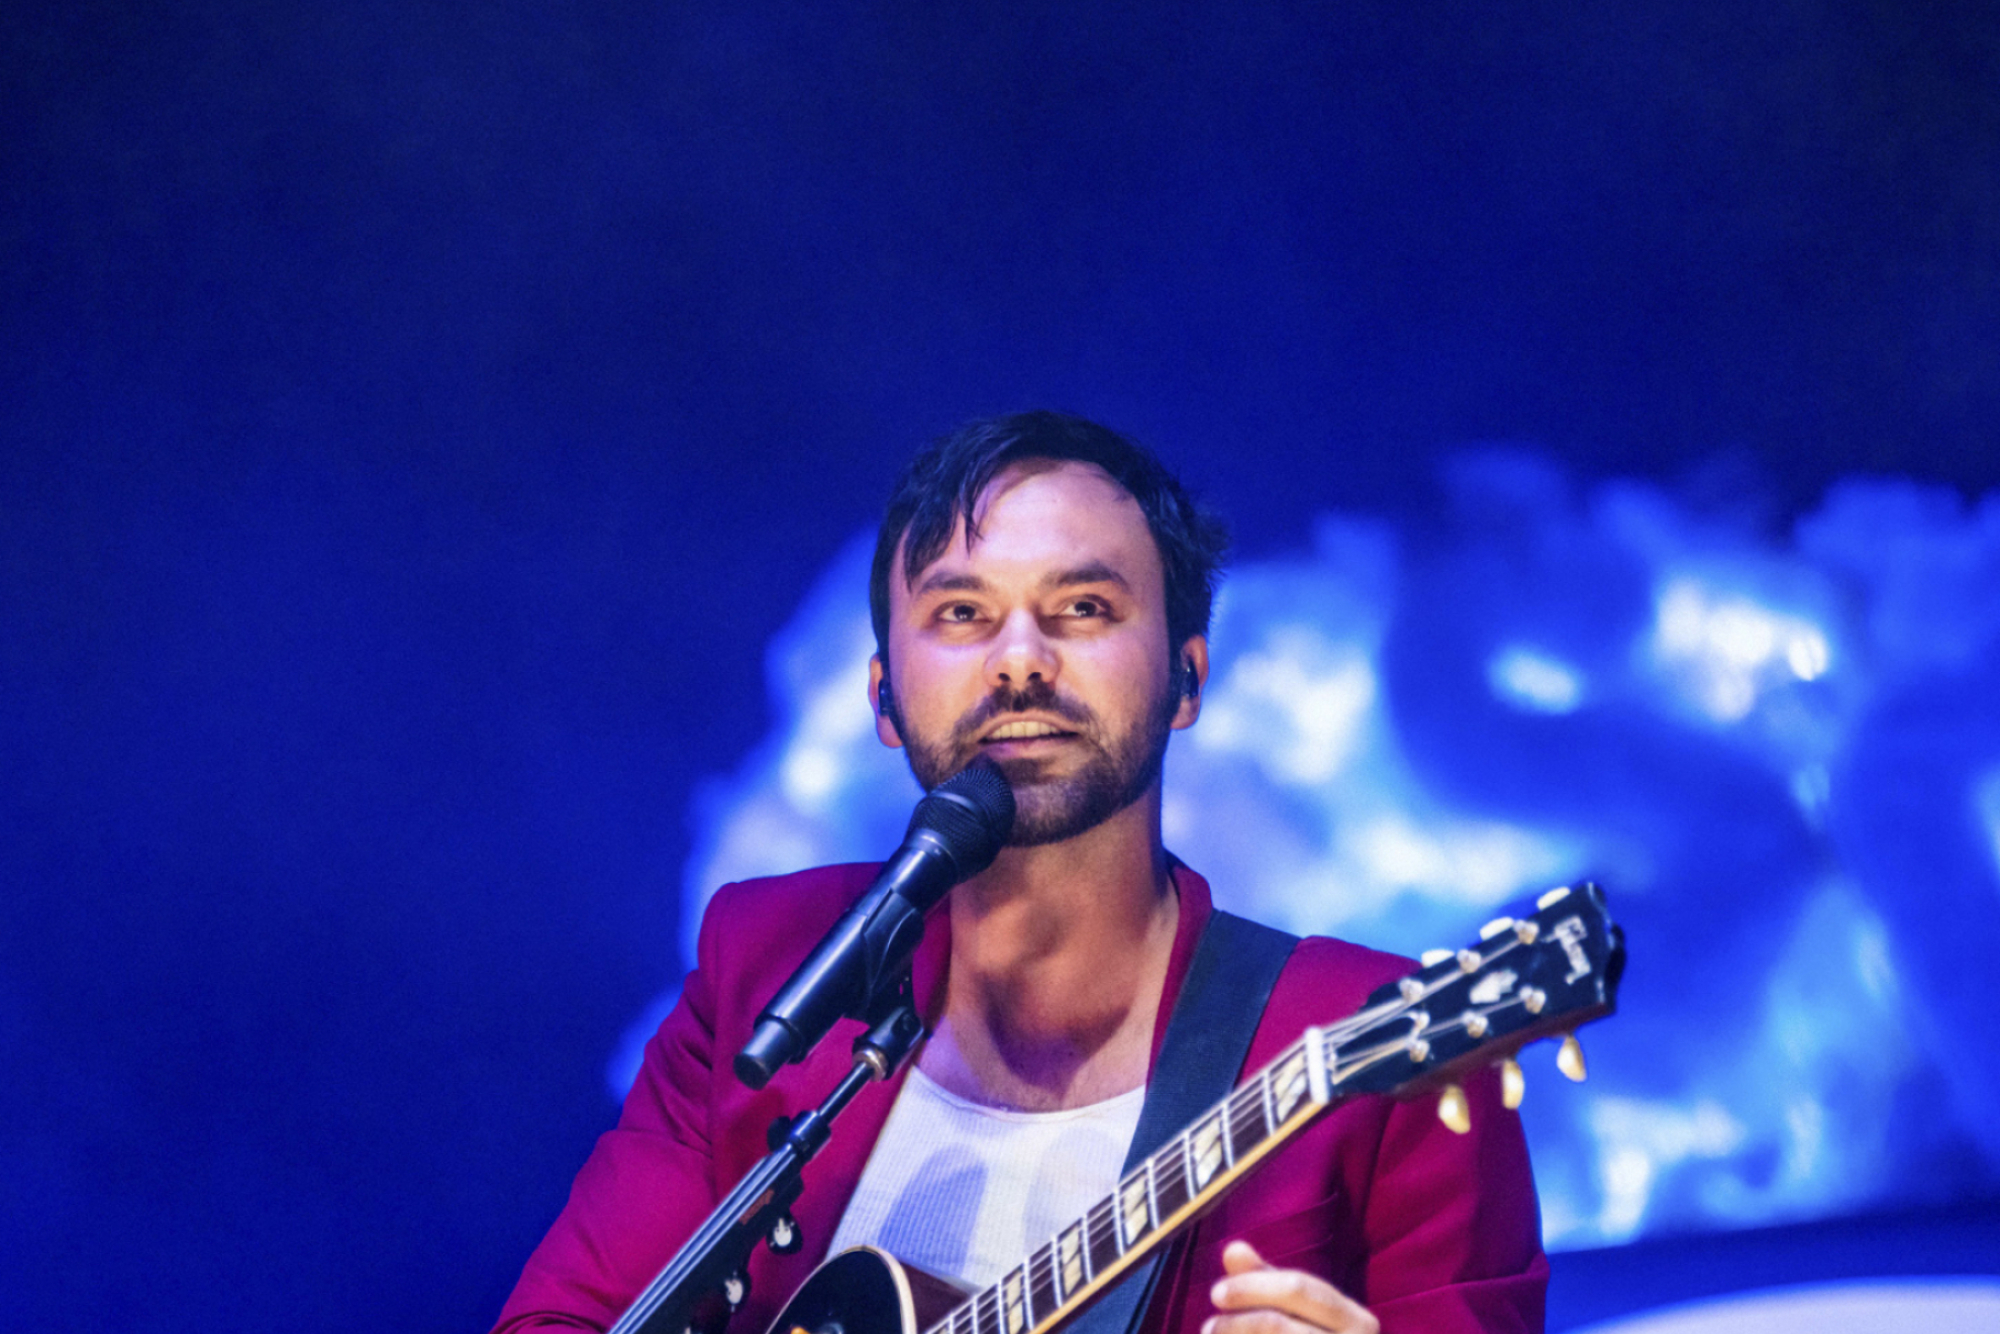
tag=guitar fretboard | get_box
[921,922,1554,1334]
[923,1034,1330,1334]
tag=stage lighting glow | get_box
[1192,627,1376,782]
[1586,1095,1747,1241]
[1978,767,2000,882]
[1487,645,1586,713]
[1649,579,1831,723]
[625,463,2000,1250]
[1572,1279,2000,1334]
[1345,813,1566,905]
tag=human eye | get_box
[1059,596,1113,620]
[936,601,983,624]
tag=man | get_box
[495,413,1545,1334]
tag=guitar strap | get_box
[1065,907,1300,1334]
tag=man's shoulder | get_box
[1283,931,1414,987]
[1261,927,1419,1031]
[706,862,883,916]
[692,862,885,969]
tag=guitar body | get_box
[765,1248,969,1334]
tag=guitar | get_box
[649,881,1622,1334]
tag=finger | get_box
[1210,1262,1376,1334]
[1221,1239,1267,1275]
[1205,1311,1319,1334]
[1205,1306,1377,1334]
[1210,1265,1343,1318]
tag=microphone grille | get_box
[909,757,1016,875]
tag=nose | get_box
[986,608,1059,693]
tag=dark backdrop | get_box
[3,3,1996,1330]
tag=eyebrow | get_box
[913,571,987,597]
[1047,562,1131,592]
[911,563,1132,598]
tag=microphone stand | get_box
[606,979,927,1334]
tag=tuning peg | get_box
[1478,915,1516,940]
[1420,948,1454,967]
[1537,885,1572,909]
[1500,1057,1525,1110]
[1437,1082,1471,1134]
[1557,1033,1587,1082]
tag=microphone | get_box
[733,758,1015,1089]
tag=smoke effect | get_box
[613,451,2000,1249]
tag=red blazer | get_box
[495,863,1547,1334]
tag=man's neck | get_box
[918,789,1180,1112]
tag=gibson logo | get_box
[1551,916,1592,982]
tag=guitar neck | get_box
[920,900,1605,1334]
[923,1027,1351,1334]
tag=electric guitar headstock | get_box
[1324,880,1624,1129]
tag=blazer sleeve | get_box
[1356,1063,1548,1334]
[490,889,734,1333]
[1136,932,1547,1334]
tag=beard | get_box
[902,677,1179,847]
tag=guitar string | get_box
[943,977,1543,1334]
[908,922,1578,1334]
[925,1051,1298,1334]
[936,984,1544,1334]
[921,928,1556,1334]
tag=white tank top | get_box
[825,1064,1145,1290]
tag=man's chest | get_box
[912,994,1159,1114]
[823,1066,1147,1290]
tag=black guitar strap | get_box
[1064,907,1300,1334]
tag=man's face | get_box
[873,459,1204,846]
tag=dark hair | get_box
[869,411,1229,664]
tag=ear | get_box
[1171,635,1209,731]
[868,655,904,749]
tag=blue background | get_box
[4,3,1997,1330]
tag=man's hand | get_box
[1203,1239,1380,1334]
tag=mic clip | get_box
[854,971,925,1080]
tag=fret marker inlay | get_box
[1119,1174,1150,1246]
[1058,1223,1086,1293]
[1274,1051,1309,1120]
[1191,1113,1224,1188]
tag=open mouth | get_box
[979,719,1078,744]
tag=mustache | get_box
[949,680,1096,746]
